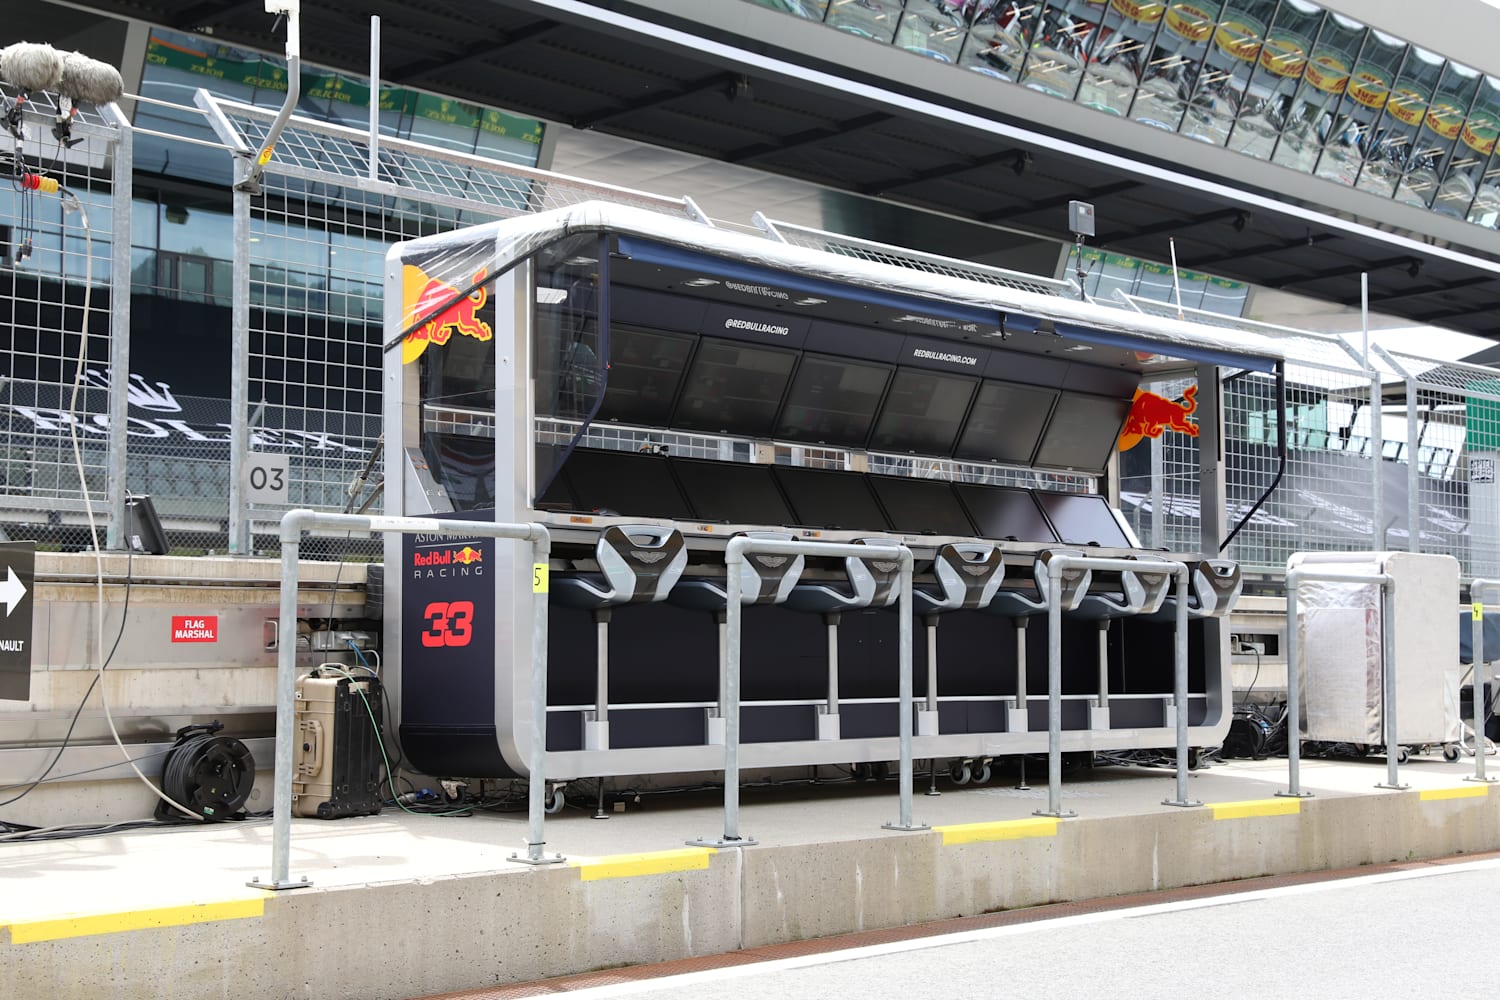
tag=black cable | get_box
[0,548,134,813]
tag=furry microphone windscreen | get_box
[60,51,123,104]
[0,42,65,93]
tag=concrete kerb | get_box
[5,782,1499,1000]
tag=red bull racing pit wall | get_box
[382,202,1287,783]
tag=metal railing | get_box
[252,509,554,892]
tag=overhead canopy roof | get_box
[37,0,1500,340]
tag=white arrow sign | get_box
[0,566,26,617]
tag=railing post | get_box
[1036,556,1073,819]
[883,549,926,832]
[1467,580,1497,785]
[1277,568,1309,799]
[1162,562,1199,807]
[1374,573,1407,790]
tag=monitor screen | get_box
[772,465,890,532]
[954,484,1057,542]
[1033,391,1133,471]
[596,326,694,426]
[954,381,1057,465]
[672,458,794,525]
[1035,491,1133,547]
[869,476,975,536]
[673,339,797,436]
[776,354,892,447]
[869,369,977,455]
[562,448,693,519]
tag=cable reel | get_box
[154,721,255,822]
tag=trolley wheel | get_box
[851,762,870,782]
[1187,748,1202,771]
[974,762,992,785]
[1444,744,1461,762]
[871,761,891,782]
[949,761,972,785]
[1393,746,1410,765]
[545,785,567,814]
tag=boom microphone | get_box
[59,50,123,105]
[0,42,65,93]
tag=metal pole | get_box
[1404,372,1419,553]
[368,15,381,182]
[1038,557,1072,818]
[106,122,133,549]
[1376,573,1406,789]
[1468,581,1497,784]
[1278,571,1307,798]
[1163,563,1199,806]
[926,620,938,713]
[524,532,554,861]
[228,190,251,554]
[253,510,557,890]
[884,554,925,832]
[257,522,305,889]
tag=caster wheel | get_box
[1395,747,1410,765]
[545,786,566,815]
[950,761,972,785]
[974,763,992,785]
[1188,748,1202,771]
[851,762,870,782]
[1444,745,1461,762]
[872,761,891,782]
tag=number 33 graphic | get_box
[421,600,474,647]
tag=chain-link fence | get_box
[0,84,128,551]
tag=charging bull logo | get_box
[453,546,483,565]
[401,265,492,364]
[1118,384,1199,451]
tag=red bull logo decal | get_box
[1118,384,1199,451]
[412,545,485,579]
[401,265,492,364]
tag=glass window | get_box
[825,0,904,42]
[1356,44,1442,198]
[1316,27,1407,186]
[1181,0,1279,148]
[1224,0,1324,161]
[894,3,967,63]
[1020,2,1103,101]
[1397,60,1480,210]
[1270,5,1368,175]
[1133,1,1225,133]
[958,1,1045,82]
[1462,77,1500,229]
[1078,1,1166,117]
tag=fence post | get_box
[1467,581,1497,785]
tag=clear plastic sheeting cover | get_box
[385,202,1293,373]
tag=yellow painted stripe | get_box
[4,897,265,944]
[1208,798,1302,820]
[933,817,1059,845]
[1420,785,1490,801]
[575,847,716,881]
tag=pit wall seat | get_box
[1142,559,1243,622]
[980,548,1090,733]
[911,543,1006,735]
[1066,556,1175,729]
[668,531,806,744]
[551,524,688,750]
[783,537,903,740]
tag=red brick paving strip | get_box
[415,849,1500,999]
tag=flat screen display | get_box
[869,476,976,536]
[672,459,794,525]
[673,339,797,436]
[1033,391,1133,471]
[596,326,693,426]
[772,465,890,532]
[954,381,1057,465]
[563,448,693,519]
[1035,491,1133,547]
[954,484,1057,542]
[776,354,892,446]
[869,369,977,455]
